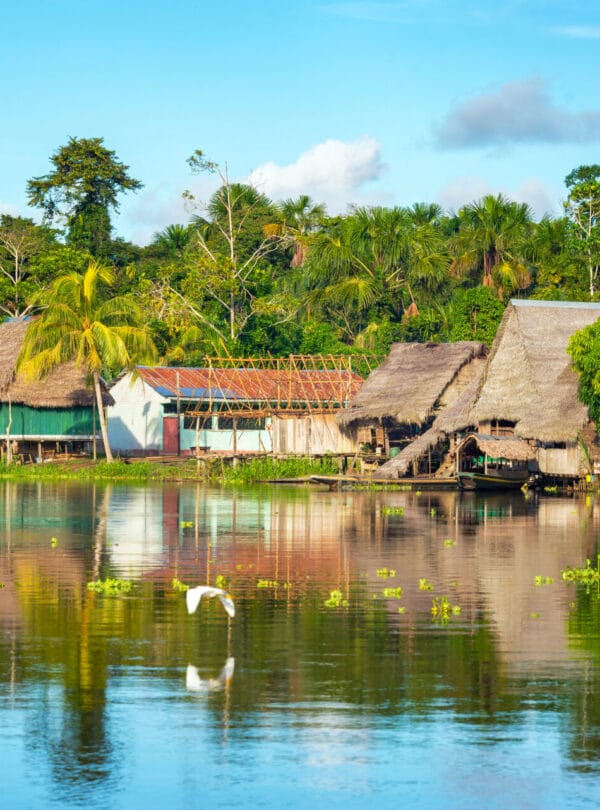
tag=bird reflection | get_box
[186,658,235,692]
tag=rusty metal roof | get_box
[136,366,363,406]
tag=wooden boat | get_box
[457,469,529,490]
[456,433,534,491]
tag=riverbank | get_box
[0,455,341,484]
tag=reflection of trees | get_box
[3,481,600,790]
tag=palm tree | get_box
[303,206,448,341]
[450,194,534,294]
[17,261,156,462]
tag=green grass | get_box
[220,455,338,484]
[0,454,339,484]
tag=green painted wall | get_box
[0,403,95,436]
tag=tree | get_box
[27,137,142,257]
[564,165,600,298]
[0,215,57,316]
[17,261,156,462]
[181,150,285,343]
[450,194,533,296]
[567,319,600,424]
[303,205,449,343]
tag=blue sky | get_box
[1,0,599,244]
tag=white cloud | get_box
[247,137,387,211]
[552,25,600,39]
[436,175,560,220]
[122,175,219,245]
[435,77,600,148]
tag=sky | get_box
[1,0,599,245]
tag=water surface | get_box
[1,482,599,808]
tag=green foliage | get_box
[448,287,505,345]
[382,586,403,599]
[376,567,397,578]
[567,319,600,423]
[564,165,600,297]
[219,455,338,484]
[27,137,142,257]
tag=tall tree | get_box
[450,194,533,295]
[17,261,156,462]
[27,137,142,257]
[564,164,600,298]
[181,150,285,343]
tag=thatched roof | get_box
[373,363,487,479]
[337,341,487,430]
[472,300,600,443]
[0,318,113,408]
[458,433,535,462]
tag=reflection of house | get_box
[469,300,600,480]
[0,318,110,459]
[337,341,487,476]
[108,363,363,456]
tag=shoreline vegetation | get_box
[0,455,340,485]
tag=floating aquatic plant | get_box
[376,567,396,578]
[50,537,58,548]
[172,578,189,592]
[257,579,279,588]
[87,578,132,595]
[431,595,461,623]
[381,506,404,516]
[324,589,348,608]
[419,578,433,591]
[180,521,194,529]
[215,574,229,589]
[382,586,403,599]
[443,538,456,547]
[562,556,600,593]
[534,575,554,586]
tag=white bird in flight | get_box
[186,585,235,618]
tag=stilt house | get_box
[337,341,488,476]
[0,318,110,460]
[468,299,600,480]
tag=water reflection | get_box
[1,481,600,807]
[186,658,235,692]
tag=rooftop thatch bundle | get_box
[472,300,600,443]
[0,318,113,408]
[373,362,487,479]
[337,341,487,431]
[457,433,535,462]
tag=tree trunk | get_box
[93,370,113,463]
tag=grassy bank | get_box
[0,455,339,484]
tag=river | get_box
[0,481,599,808]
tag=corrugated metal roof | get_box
[136,366,363,403]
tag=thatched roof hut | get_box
[337,341,487,432]
[0,318,112,408]
[472,300,600,444]
[373,365,486,478]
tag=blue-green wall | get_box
[0,403,95,436]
